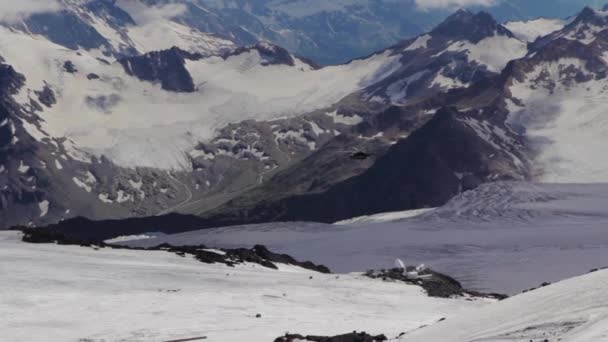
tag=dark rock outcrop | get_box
[63,61,78,73]
[20,226,99,247]
[365,267,507,300]
[25,214,212,240]
[226,43,298,67]
[157,243,331,274]
[274,332,387,342]
[35,85,57,107]
[17,227,330,273]
[119,47,201,92]
[24,11,110,52]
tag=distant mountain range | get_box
[157,0,606,64]
[3,1,608,234]
[5,0,600,65]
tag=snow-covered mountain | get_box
[7,0,235,58]
[192,5,608,225]
[505,17,569,42]
[5,4,608,230]
[506,6,608,182]
[136,0,601,64]
[5,3,608,341]
[0,5,530,227]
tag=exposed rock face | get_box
[226,43,299,67]
[430,10,515,43]
[34,85,57,107]
[119,47,201,92]
[23,10,112,52]
[202,105,531,225]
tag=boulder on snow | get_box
[364,267,507,300]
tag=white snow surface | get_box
[51,0,236,56]
[323,110,364,125]
[404,34,432,51]
[1,26,400,169]
[38,200,50,217]
[505,18,568,42]
[443,34,527,72]
[507,57,608,182]
[399,268,608,342]
[125,20,235,56]
[104,234,157,244]
[334,208,435,225]
[124,182,608,294]
[0,231,484,342]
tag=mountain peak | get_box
[431,10,514,43]
[571,6,608,26]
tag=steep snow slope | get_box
[399,268,608,342]
[364,10,528,106]
[125,20,234,56]
[505,17,568,42]
[10,0,235,58]
[0,231,486,342]
[504,7,608,182]
[1,27,400,169]
[124,182,608,294]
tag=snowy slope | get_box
[364,10,528,106]
[9,0,235,58]
[399,268,608,342]
[503,7,608,182]
[0,231,486,342]
[125,20,234,55]
[123,182,608,294]
[504,17,568,42]
[2,27,400,169]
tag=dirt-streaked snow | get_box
[0,231,485,342]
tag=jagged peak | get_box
[569,6,608,26]
[431,9,514,43]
